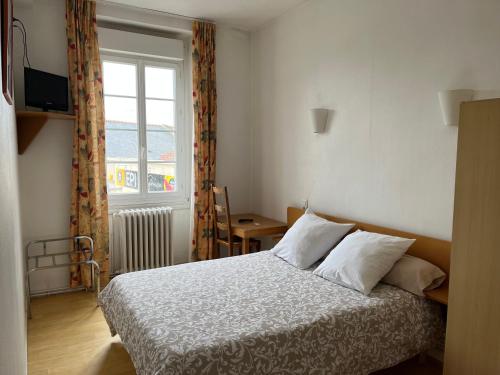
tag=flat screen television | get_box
[24,67,69,112]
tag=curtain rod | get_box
[96,0,216,25]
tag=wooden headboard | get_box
[287,207,451,304]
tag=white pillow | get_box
[313,230,415,295]
[382,254,446,296]
[271,209,354,269]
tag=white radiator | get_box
[110,207,172,274]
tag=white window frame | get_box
[101,52,190,209]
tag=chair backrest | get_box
[211,186,233,247]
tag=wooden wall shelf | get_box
[16,111,76,154]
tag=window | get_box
[102,54,188,207]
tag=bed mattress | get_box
[99,251,444,375]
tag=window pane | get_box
[106,122,139,161]
[105,96,137,124]
[145,66,174,99]
[147,129,175,161]
[106,163,139,194]
[103,61,136,96]
[146,99,174,128]
[147,163,176,192]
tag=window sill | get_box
[108,196,190,213]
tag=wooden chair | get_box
[211,186,261,258]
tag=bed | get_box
[99,207,449,375]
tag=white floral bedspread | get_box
[99,251,444,375]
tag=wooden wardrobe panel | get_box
[444,99,500,374]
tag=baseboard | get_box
[30,286,87,298]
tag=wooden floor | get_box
[28,292,134,375]
[28,292,443,374]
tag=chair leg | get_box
[250,240,261,253]
[213,243,220,259]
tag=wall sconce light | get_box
[438,89,474,126]
[310,108,329,133]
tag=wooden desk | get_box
[231,214,288,254]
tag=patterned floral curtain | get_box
[191,21,217,261]
[66,0,109,287]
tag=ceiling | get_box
[105,0,307,30]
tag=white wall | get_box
[216,26,252,213]
[14,0,252,292]
[250,0,500,240]
[14,0,73,294]
[0,37,27,375]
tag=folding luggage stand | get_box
[25,236,101,319]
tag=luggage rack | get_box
[25,236,100,319]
